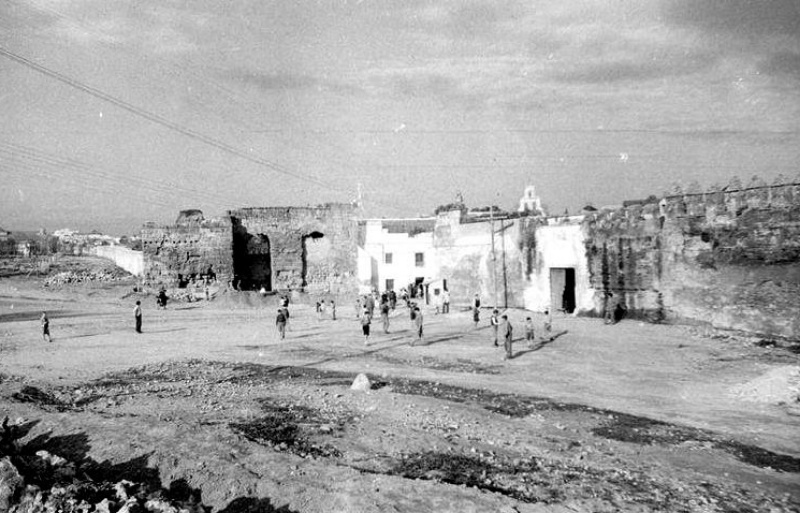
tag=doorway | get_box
[232,230,272,291]
[550,267,576,314]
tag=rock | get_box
[118,498,144,513]
[424,470,447,481]
[35,450,67,467]
[115,480,134,501]
[0,457,23,513]
[351,373,371,392]
[94,498,113,513]
[145,498,179,513]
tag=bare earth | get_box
[1,274,799,513]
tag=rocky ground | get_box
[0,266,798,512]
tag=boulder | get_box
[350,373,371,392]
[0,458,23,513]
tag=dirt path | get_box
[1,278,798,512]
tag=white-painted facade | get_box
[358,218,436,293]
[357,188,597,314]
[90,245,144,277]
[522,218,594,314]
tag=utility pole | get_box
[490,206,498,308]
[501,220,508,309]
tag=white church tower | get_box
[518,185,546,216]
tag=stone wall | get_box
[90,246,144,277]
[228,204,359,295]
[584,180,800,338]
[141,205,360,296]
[141,214,234,289]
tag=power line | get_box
[0,46,350,196]
[0,141,237,209]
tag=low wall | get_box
[90,246,144,277]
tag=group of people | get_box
[357,290,425,346]
[315,299,337,321]
[486,308,554,359]
[41,288,555,361]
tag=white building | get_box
[358,218,437,294]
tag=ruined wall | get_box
[584,181,800,338]
[141,216,233,289]
[228,204,359,295]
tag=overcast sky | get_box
[1,0,799,234]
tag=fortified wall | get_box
[142,205,359,295]
[584,178,800,339]
[141,210,234,288]
[229,204,359,295]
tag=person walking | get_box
[156,289,168,310]
[501,315,514,359]
[490,309,500,346]
[472,293,481,328]
[361,308,372,346]
[524,316,535,348]
[276,308,287,340]
[604,292,618,325]
[543,309,554,342]
[41,311,51,343]
[380,300,390,333]
[442,289,450,314]
[411,306,423,346]
[329,299,336,321]
[133,300,142,333]
[365,294,375,319]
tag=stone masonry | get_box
[583,179,800,339]
[141,205,359,296]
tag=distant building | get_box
[518,185,546,216]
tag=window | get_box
[415,252,424,267]
[385,279,394,291]
[384,252,393,264]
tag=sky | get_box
[1,0,799,235]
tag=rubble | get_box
[0,416,207,513]
[43,270,129,287]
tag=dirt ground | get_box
[1,272,799,513]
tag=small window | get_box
[415,252,424,267]
[385,279,394,291]
[384,253,393,264]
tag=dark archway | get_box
[233,226,272,291]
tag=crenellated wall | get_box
[584,181,800,338]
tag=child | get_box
[41,311,51,343]
[490,309,500,347]
[524,316,535,348]
[361,308,372,346]
[543,309,553,342]
[276,308,287,340]
[412,306,423,346]
[380,301,391,333]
